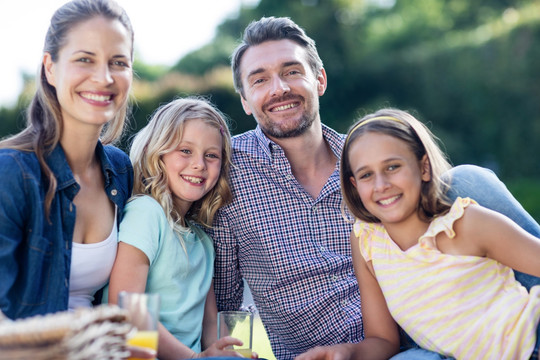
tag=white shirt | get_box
[68,208,117,309]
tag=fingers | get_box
[215,335,244,349]
[127,345,157,359]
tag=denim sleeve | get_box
[207,209,244,312]
[0,153,29,315]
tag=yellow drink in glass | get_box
[234,348,253,358]
[127,330,158,360]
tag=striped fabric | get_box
[354,197,540,359]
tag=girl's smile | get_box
[348,132,430,228]
[162,118,223,217]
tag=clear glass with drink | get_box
[118,292,160,360]
[217,310,253,358]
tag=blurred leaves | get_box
[2,0,540,217]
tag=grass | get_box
[506,177,540,222]
[252,314,275,360]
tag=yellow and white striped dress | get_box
[354,197,540,359]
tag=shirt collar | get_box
[254,123,345,160]
[46,140,113,190]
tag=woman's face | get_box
[44,16,132,134]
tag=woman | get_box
[0,0,133,320]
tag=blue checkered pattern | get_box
[208,125,363,359]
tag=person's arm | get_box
[295,231,400,360]
[201,281,219,349]
[207,211,244,311]
[454,203,540,277]
[196,281,246,358]
[0,154,30,318]
[109,242,202,360]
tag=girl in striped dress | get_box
[300,108,540,359]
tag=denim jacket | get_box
[0,142,133,319]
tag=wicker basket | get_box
[0,305,133,360]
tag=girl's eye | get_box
[206,153,220,159]
[387,164,400,171]
[179,149,191,155]
[359,172,371,180]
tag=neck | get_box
[269,122,337,198]
[383,215,431,252]
[60,129,101,176]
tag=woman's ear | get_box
[421,155,431,182]
[43,52,56,87]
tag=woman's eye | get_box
[112,60,129,68]
[77,58,91,63]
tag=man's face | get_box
[239,39,327,139]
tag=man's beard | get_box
[261,113,314,138]
[258,95,317,139]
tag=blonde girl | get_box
[108,97,245,359]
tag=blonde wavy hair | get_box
[340,108,453,223]
[129,97,232,235]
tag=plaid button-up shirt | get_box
[208,124,363,359]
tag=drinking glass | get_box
[118,292,160,360]
[217,310,253,358]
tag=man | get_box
[208,16,540,359]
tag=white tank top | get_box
[68,208,118,310]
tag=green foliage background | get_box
[2,0,540,219]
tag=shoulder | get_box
[231,130,259,154]
[126,195,163,213]
[321,124,345,153]
[121,196,168,232]
[229,130,268,174]
[0,149,41,183]
[102,144,131,169]
[0,149,39,169]
[435,197,496,256]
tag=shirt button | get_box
[341,300,348,306]
[312,205,318,212]
[320,246,325,252]
[332,275,338,281]
[111,189,118,196]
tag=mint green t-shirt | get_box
[119,195,215,352]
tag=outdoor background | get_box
[1,0,540,357]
